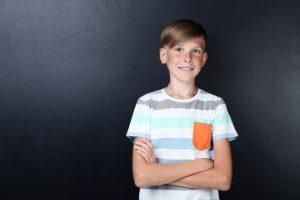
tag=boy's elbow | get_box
[219,182,231,191]
[134,178,143,188]
[133,171,150,188]
[218,175,232,191]
[133,172,144,188]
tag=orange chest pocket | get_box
[193,122,212,151]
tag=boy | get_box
[126,19,238,200]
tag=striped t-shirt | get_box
[126,88,238,200]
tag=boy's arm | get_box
[170,139,233,191]
[132,137,213,188]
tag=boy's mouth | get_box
[178,67,194,72]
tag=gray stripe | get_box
[137,98,150,106]
[144,184,195,191]
[138,98,224,110]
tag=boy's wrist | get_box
[196,158,214,171]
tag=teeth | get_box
[178,67,193,71]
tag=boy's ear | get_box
[201,52,208,67]
[159,48,167,64]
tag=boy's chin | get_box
[174,77,197,84]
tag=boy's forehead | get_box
[180,37,205,47]
[166,37,206,49]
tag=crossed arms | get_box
[131,137,233,191]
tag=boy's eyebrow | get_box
[173,45,204,50]
[194,47,204,49]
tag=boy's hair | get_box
[160,19,207,49]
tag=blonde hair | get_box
[160,19,207,49]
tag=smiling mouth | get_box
[178,67,194,72]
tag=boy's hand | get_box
[134,137,156,163]
[196,158,214,171]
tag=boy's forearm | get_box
[170,166,231,191]
[133,156,213,188]
[169,140,233,191]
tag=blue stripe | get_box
[151,138,195,149]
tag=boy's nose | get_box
[184,57,191,62]
[184,52,192,62]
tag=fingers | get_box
[142,138,154,150]
[134,138,156,163]
[136,138,153,153]
[134,145,151,162]
[134,140,151,161]
[135,138,153,153]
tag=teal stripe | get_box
[151,117,211,129]
[213,113,232,125]
[131,113,150,123]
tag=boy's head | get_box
[160,19,207,50]
[159,19,208,84]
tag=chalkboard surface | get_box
[0,0,299,199]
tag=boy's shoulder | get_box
[137,89,163,101]
[198,88,223,101]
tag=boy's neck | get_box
[164,83,198,100]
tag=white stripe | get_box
[151,108,215,119]
[154,148,212,160]
[213,123,237,135]
[151,128,193,139]
[140,189,191,200]
[215,104,228,115]
[128,123,149,133]
[134,104,150,113]
[140,187,219,200]
[140,188,192,200]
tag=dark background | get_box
[0,0,299,199]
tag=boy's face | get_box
[159,37,208,84]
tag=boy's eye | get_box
[193,49,203,55]
[175,48,183,52]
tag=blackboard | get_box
[0,0,299,199]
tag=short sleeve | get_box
[211,98,238,142]
[126,97,151,142]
